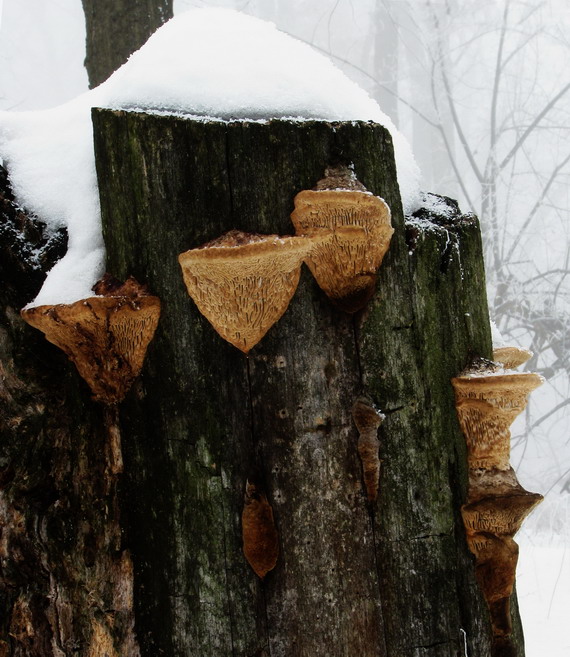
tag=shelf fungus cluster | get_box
[21,275,161,405]
[452,354,544,651]
[291,165,393,314]
[178,165,394,353]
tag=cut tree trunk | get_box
[84,110,527,656]
[81,0,173,88]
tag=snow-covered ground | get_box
[518,538,570,656]
[517,493,570,656]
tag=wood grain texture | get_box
[92,111,528,657]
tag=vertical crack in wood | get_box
[219,480,237,657]
[245,358,273,655]
[103,405,123,478]
[351,316,388,654]
[352,314,365,387]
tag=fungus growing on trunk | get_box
[21,275,161,405]
[492,346,533,370]
[352,399,384,502]
[451,369,544,470]
[461,468,542,641]
[178,230,313,353]
[452,360,543,652]
[241,480,279,579]
[290,165,393,313]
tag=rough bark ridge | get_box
[0,167,139,655]
[81,0,173,88]
[91,111,528,656]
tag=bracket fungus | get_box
[461,469,542,640]
[290,165,393,313]
[452,359,543,648]
[178,230,313,353]
[352,399,384,502]
[242,480,279,579]
[492,346,533,370]
[21,275,161,404]
[451,368,544,470]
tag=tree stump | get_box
[89,110,528,657]
[0,113,531,656]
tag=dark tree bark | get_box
[81,0,173,88]
[0,170,139,654]
[88,109,526,657]
[0,113,530,655]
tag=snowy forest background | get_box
[0,0,568,654]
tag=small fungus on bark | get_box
[352,399,384,502]
[21,275,161,405]
[451,369,544,470]
[178,229,313,353]
[290,164,393,313]
[492,346,533,370]
[241,480,279,579]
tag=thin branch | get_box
[506,151,570,261]
[499,81,570,170]
[520,268,570,286]
[429,59,476,209]
[428,0,484,183]
[490,1,510,150]
[296,38,440,129]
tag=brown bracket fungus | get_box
[352,399,384,502]
[461,468,542,641]
[452,361,544,651]
[290,164,394,313]
[492,346,533,370]
[178,230,313,353]
[21,275,161,405]
[242,480,279,579]
[451,370,544,470]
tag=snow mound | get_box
[0,8,421,306]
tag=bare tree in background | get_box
[416,0,570,491]
[82,0,173,87]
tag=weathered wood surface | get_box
[92,111,527,657]
[0,167,138,655]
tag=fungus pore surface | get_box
[290,165,393,313]
[492,346,533,370]
[452,361,544,646]
[178,230,313,353]
[452,372,543,470]
[21,275,161,404]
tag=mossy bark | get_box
[89,110,527,657]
